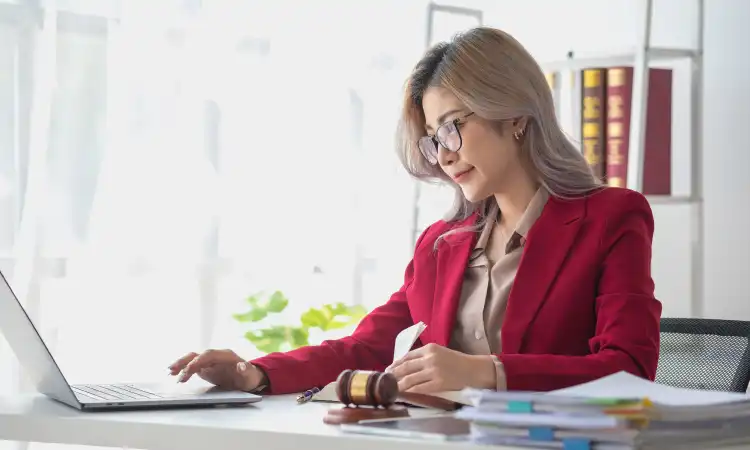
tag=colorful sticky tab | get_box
[528,427,555,441]
[507,400,533,413]
[584,397,638,406]
[562,438,591,450]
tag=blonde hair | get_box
[396,27,602,237]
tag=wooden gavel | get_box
[323,369,460,425]
[334,369,399,408]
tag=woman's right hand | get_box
[168,349,266,392]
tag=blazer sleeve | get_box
[500,191,662,391]
[249,226,433,394]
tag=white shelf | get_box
[540,47,698,72]
[645,195,701,205]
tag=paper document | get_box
[549,371,750,407]
[393,321,427,361]
[456,371,750,449]
[312,321,429,403]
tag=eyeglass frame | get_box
[418,111,475,165]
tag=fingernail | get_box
[177,370,186,382]
[237,362,247,372]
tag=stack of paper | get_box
[455,371,750,449]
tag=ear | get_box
[514,116,529,134]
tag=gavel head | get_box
[334,369,399,408]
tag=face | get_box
[421,86,526,203]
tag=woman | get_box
[169,27,661,395]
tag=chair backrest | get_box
[657,318,750,393]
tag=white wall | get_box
[426,0,750,319]
[702,0,750,319]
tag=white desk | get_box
[4,394,750,450]
[0,394,506,450]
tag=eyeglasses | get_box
[418,112,475,165]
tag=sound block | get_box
[323,405,409,425]
[398,392,462,411]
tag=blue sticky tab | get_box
[562,438,591,450]
[507,400,533,413]
[528,427,555,441]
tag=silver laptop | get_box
[0,270,262,410]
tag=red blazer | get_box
[251,187,662,394]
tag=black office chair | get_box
[656,318,750,393]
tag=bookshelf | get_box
[410,0,705,316]
[541,47,698,74]
[540,0,705,317]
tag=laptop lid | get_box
[0,270,81,407]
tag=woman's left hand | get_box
[386,343,497,393]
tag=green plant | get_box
[232,290,368,354]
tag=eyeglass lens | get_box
[418,121,461,164]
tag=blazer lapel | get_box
[501,196,585,354]
[431,215,478,347]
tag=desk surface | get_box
[0,393,508,450]
[5,393,749,450]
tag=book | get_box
[545,72,560,110]
[581,68,607,181]
[311,321,470,408]
[605,67,672,195]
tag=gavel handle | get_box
[397,392,462,411]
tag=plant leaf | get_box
[245,327,288,354]
[290,327,309,349]
[323,320,349,330]
[326,302,349,316]
[232,308,268,323]
[300,307,328,329]
[266,290,289,313]
[237,292,369,353]
[245,292,263,307]
[255,341,284,354]
[348,305,367,318]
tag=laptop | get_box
[0,270,262,410]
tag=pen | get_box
[296,387,320,404]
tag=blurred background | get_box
[0,0,748,447]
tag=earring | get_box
[514,128,525,140]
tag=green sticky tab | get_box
[585,397,640,406]
[507,401,533,413]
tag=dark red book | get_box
[605,67,672,195]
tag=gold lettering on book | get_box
[583,140,600,166]
[607,138,624,165]
[608,122,623,138]
[545,72,556,89]
[583,96,601,120]
[608,68,626,87]
[583,69,602,87]
[583,122,599,138]
[608,95,624,119]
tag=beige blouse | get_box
[448,188,550,390]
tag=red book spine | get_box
[606,67,672,194]
[642,69,672,195]
[606,68,632,188]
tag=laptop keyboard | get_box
[72,384,163,401]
